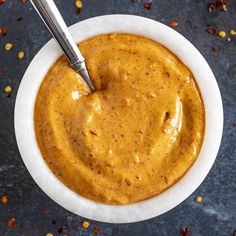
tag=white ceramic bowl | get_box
[14,15,223,223]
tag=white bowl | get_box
[14,15,223,223]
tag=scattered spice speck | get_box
[18,51,25,59]
[143,1,153,10]
[207,26,217,35]
[0,69,4,76]
[7,217,16,228]
[218,31,226,38]
[21,0,28,3]
[4,85,12,94]
[57,227,68,234]
[233,123,236,127]
[222,4,227,11]
[5,43,13,51]
[52,220,57,225]
[93,226,100,233]
[131,0,137,3]
[2,195,8,204]
[180,227,190,236]
[89,130,97,136]
[81,220,90,229]
[208,0,227,12]
[0,25,8,36]
[17,17,23,22]
[230,29,236,36]
[0,0,5,6]
[42,207,50,214]
[212,46,219,53]
[46,233,53,236]
[75,0,83,9]
[58,227,63,234]
[195,196,202,203]
[169,21,178,27]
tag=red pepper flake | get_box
[0,0,5,6]
[143,1,152,10]
[0,69,4,76]
[89,130,97,136]
[131,0,137,3]
[93,226,100,233]
[7,217,16,228]
[208,0,227,12]
[52,220,57,225]
[233,123,236,127]
[21,0,29,3]
[77,8,81,14]
[57,226,68,234]
[208,2,217,11]
[233,229,236,236]
[212,46,219,53]
[42,207,50,214]
[17,17,23,22]
[169,21,178,27]
[0,25,8,36]
[180,227,190,236]
[207,26,217,35]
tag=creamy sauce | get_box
[34,33,205,205]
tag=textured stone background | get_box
[0,0,235,235]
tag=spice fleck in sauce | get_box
[34,33,205,205]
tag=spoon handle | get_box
[30,0,95,92]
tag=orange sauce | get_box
[34,33,205,204]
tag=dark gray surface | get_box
[0,0,235,235]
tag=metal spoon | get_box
[30,0,96,93]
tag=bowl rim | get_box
[14,14,223,223]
